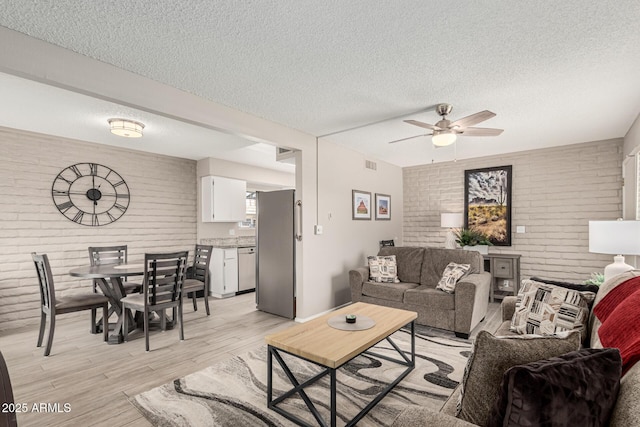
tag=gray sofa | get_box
[392,270,640,426]
[349,246,491,338]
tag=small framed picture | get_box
[375,193,391,220]
[352,190,371,220]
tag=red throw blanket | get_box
[594,277,640,375]
[593,276,640,322]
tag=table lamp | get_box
[441,213,463,249]
[588,220,640,280]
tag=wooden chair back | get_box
[32,252,55,312]
[88,245,128,266]
[191,245,213,283]
[143,252,188,308]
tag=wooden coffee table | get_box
[265,302,417,427]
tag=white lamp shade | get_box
[441,212,463,228]
[589,220,640,255]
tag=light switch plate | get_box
[516,225,526,233]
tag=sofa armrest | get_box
[392,406,477,427]
[349,267,369,302]
[501,296,518,321]
[454,272,491,335]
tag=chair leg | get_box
[37,311,46,347]
[44,314,55,357]
[178,302,184,342]
[191,292,198,311]
[102,304,109,342]
[123,305,129,343]
[144,308,150,352]
[90,308,97,334]
[203,290,210,316]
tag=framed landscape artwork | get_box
[464,165,512,246]
[375,193,391,220]
[352,190,371,220]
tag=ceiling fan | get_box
[389,103,503,147]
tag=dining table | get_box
[69,263,145,344]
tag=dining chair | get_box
[0,351,17,427]
[88,245,143,332]
[183,244,213,315]
[121,251,188,352]
[32,253,109,356]
[88,245,142,294]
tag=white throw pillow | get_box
[436,262,471,293]
[367,255,400,283]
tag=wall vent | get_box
[365,160,377,171]
[276,147,297,164]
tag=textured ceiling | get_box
[0,1,639,167]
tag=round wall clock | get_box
[51,163,130,226]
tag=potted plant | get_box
[453,227,492,254]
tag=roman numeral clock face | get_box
[51,163,130,226]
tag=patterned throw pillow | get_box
[367,255,400,283]
[510,279,589,336]
[436,262,471,293]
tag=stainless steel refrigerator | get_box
[256,189,296,319]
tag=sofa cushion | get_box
[510,279,589,337]
[597,285,640,375]
[436,262,471,293]
[404,286,455,310]
[367,255,400,283]
[487,348,621,427]
[456,330,581,426]
[420,248,483,287]
[378,247,425,283]
[362,281,420,302]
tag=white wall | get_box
[623,112,640,156]
[196,158,295,239]
[0,127,196,331]
[297,140,403,320]
[403,139,623,282]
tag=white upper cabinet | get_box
[201,176,247,222]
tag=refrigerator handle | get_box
[295,200,302,241]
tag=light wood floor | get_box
[0,293,500,426]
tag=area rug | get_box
[132,328,472,426]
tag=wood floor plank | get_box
[0,292,499,427]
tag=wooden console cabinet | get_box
[483,254,521,302]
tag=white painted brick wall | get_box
[403,139,623,283]
[0,127,196,331]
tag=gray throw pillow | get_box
[487,348,621,427]
[456,330,582,426]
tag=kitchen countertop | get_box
[200,237,256,249]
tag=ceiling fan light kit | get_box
[432,130,457,147]
[392,103,503,148]
[108,118,145,138]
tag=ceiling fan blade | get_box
[449,110,496,128]
[388,134,429,144]
[404,120,441,131]
[461,127,504,137]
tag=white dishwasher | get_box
[237,246,256,293]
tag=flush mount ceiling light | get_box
[108,118,145,138]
